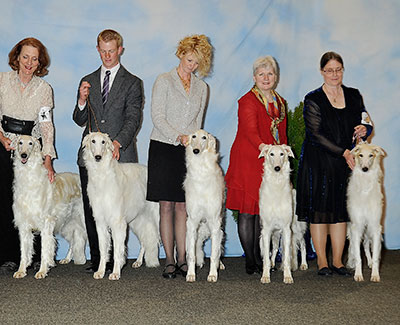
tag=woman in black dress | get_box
[296,52,373,276]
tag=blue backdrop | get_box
[1,0,399,260]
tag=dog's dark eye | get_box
[102,140,105,144]
[19,141,23,145]
[192,135,196,139]
[270,153,274,156]
[369,154,373,158]
[359,154,363,158]
[280,153,284,156]
[202,136,207,140]
[92,140,96,144]
[29,142,33,146]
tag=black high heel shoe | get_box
[175,263,188,277]
[162,264,176,279]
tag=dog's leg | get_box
[132,246,144,269]
[282,227,293,284]
[350,223,364,282]
[208,225,223,283]
[363,237,372,269]
[94,223,109,279]
[109,221,127,280]
[290,235,298,271]
[270,232,280,270]
[260,228,271,284]
[299,236,308,270]
[369,225,382,283]
[196,223,209,268]
[72,227,87,265]
[186,217,197,282]
[13,225,34,279]
[59,245,73,265]
[35,219,56,279]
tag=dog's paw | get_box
[284,276,294,284]
[370,274,380,282]
[13,271,27,279]
[207,274,218,283]
[93,271,105,279]
[73,258,86,265]
[34,271,48,279]
[109,273,120,280]
[131,260,142,269]
[186,273,196,282]
[260,276,270,284]
[354,274,364,282]
[219,261,226,270]
[59,258,71,265]
[300,264,308,271]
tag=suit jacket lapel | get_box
[90,68,103,113]
[104,66,125,110]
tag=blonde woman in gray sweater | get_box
[147,35,212,279]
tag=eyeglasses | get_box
[323,67,344,75]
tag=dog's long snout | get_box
[274,166,281,172]
[362,167,369,172]
[193,149,200,155]
[95,155,102,162]
[21,153,27,159]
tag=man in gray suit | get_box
[73,29,143,272]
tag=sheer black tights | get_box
[238,213,262,268]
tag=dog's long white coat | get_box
[82,132,160,280]
[13,136,87,279]
[347,143,385,282]
[259,144,294,284]
[184,130,225,282]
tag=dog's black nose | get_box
[274,166,281,172]
[95,155,102,162]
[193,149,200,155]
[21,153,27,159]
[362,167,369,172]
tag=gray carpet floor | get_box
[1,250,399,325]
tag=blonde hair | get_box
[175,34,212,77]
[97,29,123,48]
[252,55,280,89]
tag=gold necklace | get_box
[324,84,341,103]
[177,69,191,93]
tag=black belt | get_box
[1,115,34,135]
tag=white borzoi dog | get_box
[259,144,294,284]
[184,130,225,283]
[346,143,385,282]
[82,132,160,280]
[12,135,87,279]
[269,189,308,272]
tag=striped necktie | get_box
[102,70,111,105]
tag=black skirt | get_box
[146,140,186,202]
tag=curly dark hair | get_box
[8,37,50,77]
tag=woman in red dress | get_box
[225,56,288,274]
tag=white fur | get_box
[346,143,385,282]
[184,130,225,283]
[12,135,87,279]
[82,132,160,280]
[270,189,308,272]
[258,144,294,284]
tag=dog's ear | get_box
[372,145,386,157]
[258,144,271,158]
[10,136,19,150]
[207,134,217,153]
[106,135,114,152]
[82,133,91,149]
[350,145,360,155]
[32,137,42,154]
[282,144,294,158]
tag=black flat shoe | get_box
[245,264,260,275]
[318,267,333,276]
[0,261,18,273]
[331,265,352,276]
[176,263,187,277]
[85,263,99,273]
[162,264,176,279]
